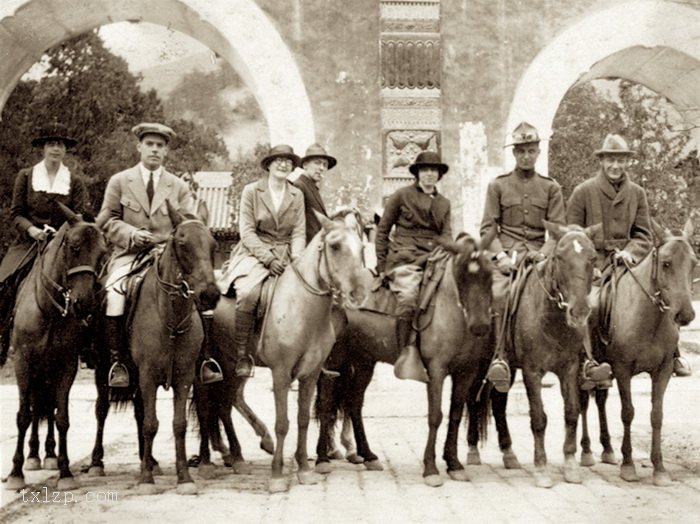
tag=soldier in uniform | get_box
[480,122,568,392]
[375,151,452,383]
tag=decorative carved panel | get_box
[381,38,440,88]
[384,130,439,180]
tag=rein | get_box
[289,235,342,302]
[618,246,670,313]
[153,236,196,341]
[533,256,568,311]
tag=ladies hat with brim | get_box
[595,134,635,156]
[31,122,77,148]
[301,143,337,170]
[408,151,449,176]
[261,144,301,170]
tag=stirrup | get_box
[487,359,511,393]
[108,362,129,388]
[234,354,255,378]
[200,358,224,384]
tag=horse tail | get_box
[30,375,55,421]
[471,382,492,444]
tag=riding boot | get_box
[581,358,613,390]
[106,316,129,388]
[487,313,511,393]
[673,346,692,377]
[393,317,429,383]
[199,310,223,384]
[233,311,256,378]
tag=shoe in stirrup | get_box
[108,362,130,388]
[234,354,255,378]
[200,358,224,384]
[487,359,511,393]
[673,356,692,377]
[394,343,429,383]
[583,359,612,383]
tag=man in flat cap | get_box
[97,122,222,387]
[480,122,566,392]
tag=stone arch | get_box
[505,0,700,175]
[0,0,314,151]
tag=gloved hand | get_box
[495,253,516,275]
[132,229,155,248]
[613,250,635,266]
[525,251,546,263]
[27,225,48,242]
[269,259,286,276]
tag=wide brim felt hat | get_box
[595,133,635,156]
[132,122,176,144]
[261,144,301,170]
[301,143,337,170]
[408,151,449,176]
[31,123,77,148]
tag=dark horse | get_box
[87,202,219,495]
[195,212,366,493]
[315,232,497,487]
[579,220,696,486]
[5,204,106,491]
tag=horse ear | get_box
[315,210,335,232]
[196,199,210,225]
[56,201,81,225]
[650,218,667,244]
[682,219,694,240]
[584,223,603,242]
[544,220,567,242]
[166,199,183,228]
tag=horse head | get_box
[54,202,107,319]
[544,221,600,329]
[166,200,220,312]
[440,232,493,337]
[653,219,697,326]
[315,210,367,309]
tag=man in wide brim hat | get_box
[594,133,635,156]
[260,144,301,171]
[31,122,78,148]
[300,143,337,170]
[408,151,449,177]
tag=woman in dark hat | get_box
[217,144,306,377]
[374,150,452,383]
[0,122,88,364]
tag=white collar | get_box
[31,160,71,195]
[139,164,163,187]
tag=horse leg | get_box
[234,380,274,455]
[173,380,197,494]
[339,416,359,462]
[522,368,552,488]
[314,374,339,474]
[270,370,291,493]
[346,361,380,469]
[650,367,673,486]
[559,364,582,484]
[443,371,469,481]
[25,413,41,471]
[6,383,31,489]
[423,367,446,487]
[296,375,324,486]
[87,380,109,476]
[490,388,520,469]
[579,390,595,466]
[617,371,638,482]
[594,388,616,464]
[55,380,78,490]
[132,389,160,475]
[192,381,215,479]
[137,382,159,494]
[220,408,251,474]
[43,410,58,470]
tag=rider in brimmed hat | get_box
[375,150,452,383]
[294,143,337,244]
[480,122,566,392]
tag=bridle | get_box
[533,254,568,311]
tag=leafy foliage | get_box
[226,143,270,231]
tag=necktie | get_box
[146,171,154,206]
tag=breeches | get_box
[234,280,263,313]
[491,269,510,315]
[387,264,423,317]
[104,254,137,317]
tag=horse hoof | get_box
[43,457,59,470]
[533,469,554,488]
[269,477,288,493]
[57,477,79,490]
[88,466,105,477]
[423,474,444,488]
[25,457,41,471]
[260,436,275,455]
[563,463,583,484]
[315,462,333,475]
[580,452,595,467]
[653,471,673,487]
[198,463,216,480]
[620,464,639,482]
[137,483,158,495]
[601,451,617,465]
[328,450,344,460]
[466,450,481,466]
[503,452,521,470]
[5,476,25,490]
[232,461,253,475]
[364,460,384,472]
[448,469,469,482]
[297,470,323,485]
[152,465,164,476]
[346,453,364,465]
[176,482,198,495]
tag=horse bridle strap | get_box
[619,247,670,313]
[289,239,337,297]
[533,257,567,310]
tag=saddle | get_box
[497,260,536,356]
[595,265,625,346]
[120,249,160,336]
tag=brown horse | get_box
[203,212,365,492]
[87,202,219,495]
[5,204,106,491]
[315,233,499,487]
[507,222,599,488]
[579,220,696,486]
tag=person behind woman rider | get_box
[217,144,306,378]
[375,151,452,383]
[0,122,87,365]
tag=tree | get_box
[226,143,269,231]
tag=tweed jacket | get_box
[375,181,451,274]
[480,169,565,258]
[566,171,652,268]
[293,174,327,243]
[217,177,305,294]
[96,164,195,258]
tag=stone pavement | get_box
[1,335,700,523]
